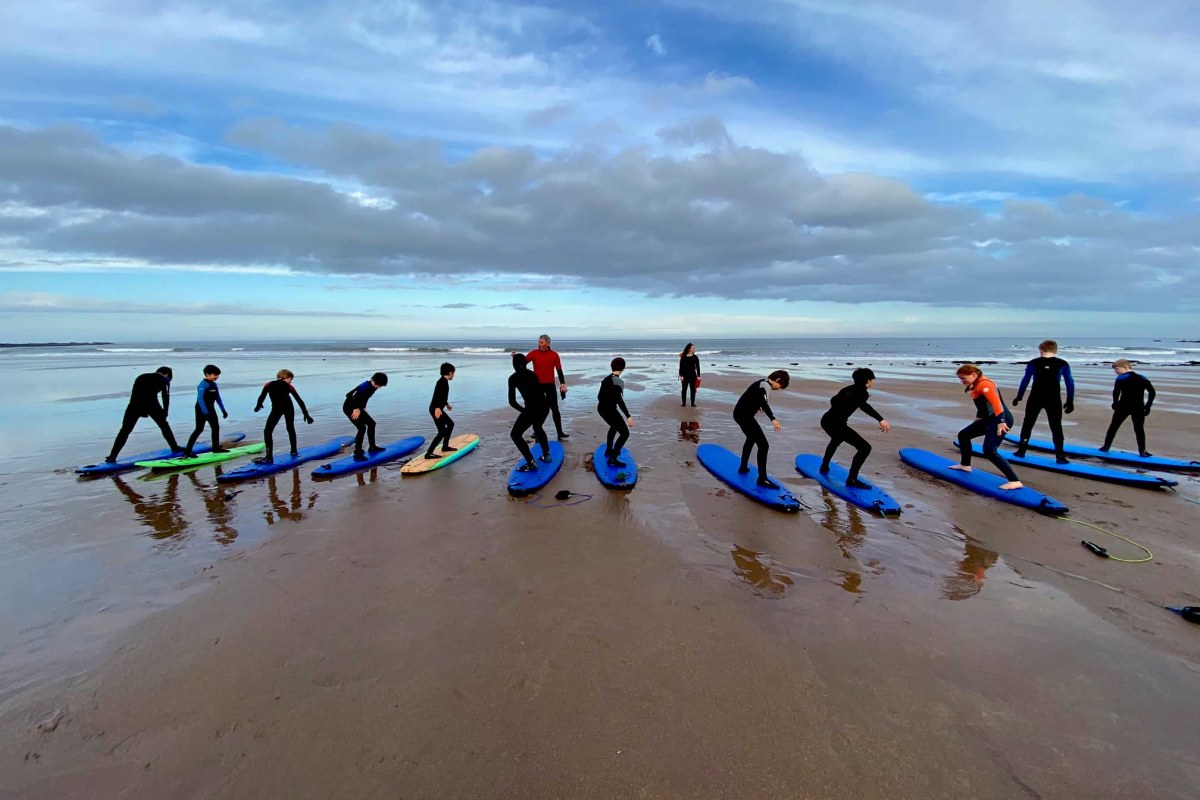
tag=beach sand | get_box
[2,371,1199,799]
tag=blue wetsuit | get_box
[184,378,227,454]
[343,380,380,455]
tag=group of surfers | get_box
[101,337,1158,492]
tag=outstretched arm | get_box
[255,383,269,411]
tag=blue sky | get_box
[1,0,1198,340]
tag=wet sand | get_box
[2,371,1199,799]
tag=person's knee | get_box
[861,442,872,457]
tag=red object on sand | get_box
[695,378,702,389]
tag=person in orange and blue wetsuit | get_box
[1012,339,1075,463]
[950,364,1023,491]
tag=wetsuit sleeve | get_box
[1015,363,1035,402]
[213,385,226,414]
[554,353,565,385]
[161,380,170,415]
[508,376,523,412]
[616,386,630,418]
[1144,377,1156,411]
[196,382,210,415]
[1062,363,1075,404]
[256,383,270,409]
[695,356,700,377]
[760,386,776,421]
[290,384,309,417]
[679,357,686,378]
[859,399,884,422]
[983,386,1004,417]
[1112,377,1123,407]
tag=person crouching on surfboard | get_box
[951,364,1022,490]
[423,362,456,460]
[597,357,634,468]
[508,353,551,472]
[820,368,891,489]
[181,365,228,459]
[253,369,313,463]
[344,372,388,461]
[734,370,790,489]
[105,366,182,463]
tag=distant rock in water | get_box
[951,360,998,365]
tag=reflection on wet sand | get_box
[112,474,188,541]
[730,545,794,598]
[186,469,239,546]
[265,470,317,525]
[941,539,1000,601]
[678,421,701,443]
[355,468,380,486]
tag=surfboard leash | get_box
[1060,518,1153,564]
[521,490,594,508]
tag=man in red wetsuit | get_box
[525,334,570,439]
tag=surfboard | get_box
[696,443,799,513]
[899,447,1068,515]
[592,444,638,490]
[959,441,1177,490]
[794,453,902,515]
[76,432,247,475]
[216,436,357,483]
[137,442,266,470]
[1003,435,1199,472]
[400,434,480,475]
[507,441,565,496]
[311,436,425,479]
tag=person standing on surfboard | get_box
[597,357,634,468]
[1012,339,1075,464]
[819,368,891,489]
[950,364,1022,491]
[525,334,569,439]
[104,366,182,463]
[343,372,388,461]
[734,370,790,489]
[253,369,313,464]
[423,362,457,460]
[181,365,228,459]
[508,353,551,473]
[678,343,701,407]
[1101,359,1156,457]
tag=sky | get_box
[1,0,1198,341]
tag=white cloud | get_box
[645,33,666,56]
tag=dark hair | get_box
[611,357,626,371]
[852,368,876,385]
[371,371,389,386]
[768,369,790,389]
[203,364,221,376]
[440,362,455,376]
[680,342,694,358]
[511,352,527,370]
[156,366,173,380]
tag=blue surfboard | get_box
[593,444,637,490]
[217,436,356,483]
[76,432,247,475]
[507,441,565,496]
[696,443,799,513]
[1004,435,1198,472]
[959,441,1176,490]
[794,453,902,515]
[310,436,425,479]
[900,447,1068,515]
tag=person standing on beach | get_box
[423,362,457,460]
[950,364,1022,490]
[343,372,388,461]
[253,369,313,463]
[819,368,890,489]
[105,366,182,463]
[1012,339,1074,463]
[1101,359,1156,457]
[525,334,569,439]
[181,365,228,458]
[679,343,701,407]
[508,353,551,472]
[734,370,790,488]
[598,357,634,467]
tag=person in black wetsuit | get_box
[1101,359,1156,457]
[1012,339,1075,463]
[819,368,891,489]
[424,362,457,459]
[253,369,313,463]
[598,357,635,467]
[733,370,790,488]
[181,365,228,458]
[508,353,551,472]
[105,366,181,462]
[678,343,700,407]
[343,372,388,461]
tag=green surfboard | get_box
[136,442,266,470]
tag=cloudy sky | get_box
[1,0,1198,340]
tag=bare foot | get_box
[998,481,1024,490]
[948,464,972,472]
